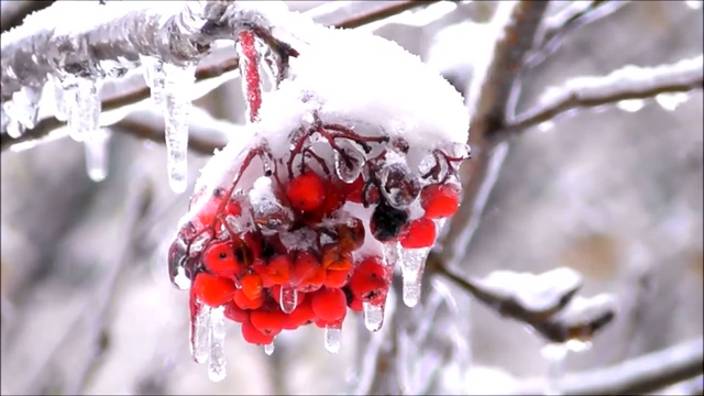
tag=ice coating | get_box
[166,10,470,382]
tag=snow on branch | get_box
[505,55,704,134]
[428,257,615,344]
[520,337,704,395]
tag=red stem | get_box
[238,29,262,123]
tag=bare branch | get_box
[334,0,439,29]
[520,338,704,395]
[504,55,704,134]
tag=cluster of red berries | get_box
[173,163,460,346]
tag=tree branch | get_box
[428,258,614,344]
[520,338,704,395]
[1,1,434,153]
[441,0,548,268]
[503,55,704,134]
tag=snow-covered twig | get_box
[441,0,548,267]
[504,55,704,134]
[520,337,704,395]
[428,258,615,344]
[525,0,629,68]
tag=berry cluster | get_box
[168,121,465,349]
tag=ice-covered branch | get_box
[525,0,629,68]
[505,55,704,134]
[441,0,548,268]
[428,258,615,344]
[520,337,704,395]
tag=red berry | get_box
[283,298,316,329]
[240,274,263,301]
[202,241,242,278]
[348,296,363,312]
[311,287,347,322]
[292,251,325,292]
[349,257,389,305]
[253,255,291,287]
[233,289,264,310]
[224,302,248,323]
[324,268,352,288]
[192,273,237,307]
[241,317,274,345]
[341,176,365,203]
[314,317,345,329]
[400,217,436,248]
[225,199,242,217]
[250,309,287,336]
[286,171,326,212]
[421,184,460,218]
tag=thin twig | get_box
[335,0,439,29]
[519,338,704,395]
[503,55,704,135]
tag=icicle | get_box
[279,287,298,314]
[50,75,72,122]
[3,85,41,137]
[207,306,227,382]
[541,343,568,395]
[190,301,211,364]
[84,128,111,182]
[161,62,196,194]
[399,247,431,307]
[141,55,166,106]
[264,342,275,356]
[67,78,101,143]
[168,237,192,290]
[324,325,342,354]
[362,301,384,332]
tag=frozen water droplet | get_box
[49,75,71,122]
[617,98,645,113]
[5,119,24,139]
[161,63,196,194]
[84,128,111,182]
[190,231,212,257]
[67,78,101,143]
[379,162,420,208]
[190,301,211,364]
[207,306,227,382]
[324,326,341,354]
[565,339,592,353]
[264,342,275,356]
[249,177,294,234]
[3,86,41,135]
[334,140,366,183]
[362,301,384,332]
[399,247,430,307]
[279,287,298,314]
[280,228,317,252]
[168,237,192,289]
[655,92,689,112]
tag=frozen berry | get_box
[225,198,242,217]
[337,218,365,251]
[224,302,248,323]
[233,289,264,310]
[370,200,408,242]
[202,241,242,278]
[421,184,460,218]
[241,317,274,345]
[321,244,353,271]
[240,274,263,301]
[341,176,365,203]
[250,309,287,336]
[254,255,291,287]
[192,273,237,307]
[324,268,351,288]
[311,288,347,322]
[400,217,436,248]
[286,171,326,212]
[196,191,224,227]
[283,298,316,329]
[292,251,325,292]
[349,257,389,305]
